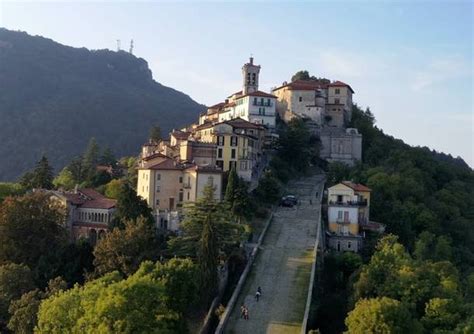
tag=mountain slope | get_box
[0,28,205,181]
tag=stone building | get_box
[47,188,116,244]
[319,128,362,166]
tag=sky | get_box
[1,0,473,166]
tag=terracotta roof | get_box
[224,102,236,108]
[328,81,355,93]
[73,222,108,228]
[63,189,116,209]
[341,181,371,192]
[195,122,214,131]
[273,80,327,92]
[235,90,277,100]
[208,102,226,109]
[142,152,168,162]
[224,117,264,130]
[81,198,116,209]
[171,131,191,140]
[144,158,183,171]
[227,90,242,98]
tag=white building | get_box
[204,57,277,129]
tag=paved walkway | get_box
[225,174,325,334]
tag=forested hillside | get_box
[314,105,474,333]
[0,28,205,181]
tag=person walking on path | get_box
[255,290,261,302]
[244,306,249,320]
[240,304,245,319]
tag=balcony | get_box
[253,101,272,107]
[329,200,367,207]
[183,183,192,189]
[336,219,351,224]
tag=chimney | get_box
[225,99,229,104]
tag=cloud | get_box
[411,55,472,91]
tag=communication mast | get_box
[116,39,121,51]
[129,39,134,54]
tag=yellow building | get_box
[137,155,223,230]
[327,181,371,252]
[194,118,265,181]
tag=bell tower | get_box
[242,56,260,94]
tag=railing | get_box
[336,219,351,224]
[253,101,272,107]
[329,200,367,207]
[182,183,191,189]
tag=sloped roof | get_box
[224,117,264,130]
[328,81,355,93]
[171,130,192,140]
[64,188,116,209]
[235,90,277,99]
[144,158,183,171]
[272,80,327,92]
[341,181,371,192]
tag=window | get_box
[217,148,223,158]
[252,73,256,84]
[254,97,257,105]
[217,136,225,146]
[156,199,160,206]
[179,176,183,183]
[267,98,271,106]
[348,241,352,249]
[208,176,214,186]
[157,174,161,180]
[335,98,340,104]
[240,161,247,170]
[156,185,160,192]
[335,88,340,94]
[338,211,343,219]
[187,192,190,200]
[231,149,236,159]
[179,190,183,202]
[231,136,238,146]
[299,96,302,102]
[229,161,237,170]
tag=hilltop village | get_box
[134,57,374,251]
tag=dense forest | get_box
[313,104,474,333]
[0,28,205,181]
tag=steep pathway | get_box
[225,174,325,334]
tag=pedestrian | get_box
[257,286,262,294]
[255,290,261,302]
[244,306,249,320]
[240,304,245,319]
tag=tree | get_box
[104,179,125,199]
[291,70,310,81]
[66,156,87,185]
[345,297,422,334]
[0,263,35,327]
[231,179,253,223]
[7,277,66,334]
[149,124,162,144]
[99,146,117,166]
[0,183,23,203]
[199,214,219,305]
[169,184,244,304]
[255,171,281,204]
[93,216,161,276]
[53,167,76,190]
[0,193,68,271]
[224,167,239,205]
[82,137,100,170]
[7,289,42,334]
[421,298,461,332]
[19,156,54,190]
[113,183,154,228]
[36,260,197,333]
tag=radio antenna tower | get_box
[129,39,134,54]
[116,39,121,51]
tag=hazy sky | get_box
[1,0,473,166]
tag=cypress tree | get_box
[20,156,54,190]
[199,213,218,305]
[224,166,239,206]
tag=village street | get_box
[225,173,325,334]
